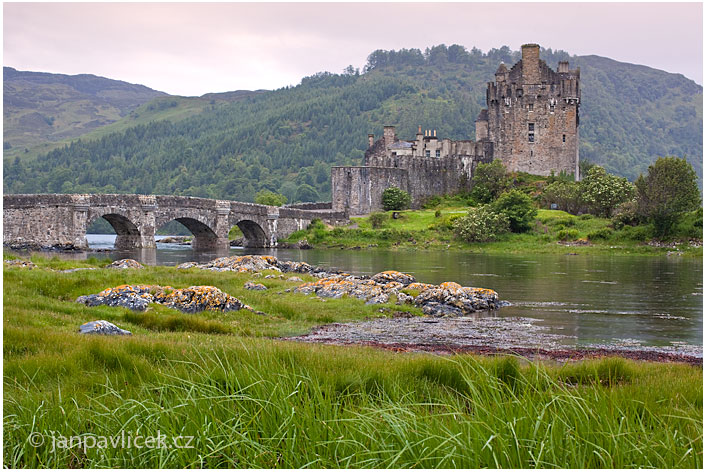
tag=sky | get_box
[3,2,703,96]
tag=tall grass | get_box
[4,343,701,468]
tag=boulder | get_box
[106,259,144,269]
[79,320,132,336]
[372,270,416,286]
[4,259,37,269]
[77,284,249,314]
[244,281,267,291]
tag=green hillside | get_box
[4,45,702,202]
[2,67,169,158]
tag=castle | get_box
[331,44,580,215]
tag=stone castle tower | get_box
[475,43,580,178]
[331,44,580,215]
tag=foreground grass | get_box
[285,208,702,257]
[3,257,703,468]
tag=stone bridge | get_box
[3,194,348,250]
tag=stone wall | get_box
[331,166,408,215]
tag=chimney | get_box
[383,125,396,147]
[433,129,436,137]
[558,61,569,73]
[368,134,375,148]
[521,43,541,83]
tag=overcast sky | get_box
[3,2,703,96]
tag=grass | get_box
[285,208,702,257]
[3,256,703,468]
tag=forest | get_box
[4,44,702,203]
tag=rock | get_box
[297,239,313,249]
[287,276,303,282]
[78,284,249,314]
[59,267,97,273]
[4,259,37,269]
[157,236,190,244]
[176,262,199,269]
[106,259,144,269]
[244,281,267,291]
[371,270,416,286]
[229,237,245,247]
[264,274,276,279]
[396,292,415,305]
[77,284,153,311]
[79,320,132,336]
[154,286,249,313]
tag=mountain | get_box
[3,45,702,202]
[3,67,167,156]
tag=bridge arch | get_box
[88,212,143,249]
[161,217,221,250]
[233,220,268,248]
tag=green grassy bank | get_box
[284,207,703,257]
[3,256,703,468]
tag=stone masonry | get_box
[332,43,580,215]
[3,194,348,250]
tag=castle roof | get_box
[495,63,508,74]
[476,109,489,121]
[389,141,413,149]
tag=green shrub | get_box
[578,213,593,220]
[611,201,640,229]
[369,212,388,229]
[617,225,653,241]
[421,195,443,209]
[382,187,411,211]
[491,190,538,233]
[434,209,442,218]
[557,229,579,241]
[587,228,613,241]
[254,190,287,207]
[470,160,509,204]
[453,205,510,242]
[580,166,635,217]
[550,217,576,227]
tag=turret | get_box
[521,43,541,84]
[383,126,396,147]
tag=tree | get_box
[381,187,411,211]
[541,181,585,214]
[453,205,510,242]
[470,160,509,204]
[635,157,701,237]
[254,189,287,207]
[294,184,320,203]
[492,190,538,232]
[580,166,635,218]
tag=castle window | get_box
[435,150,441,158]
[528,103,534,111]
[425,150,431,158]
[562,134,566,143]
[517,89,523,97]
[550,105,555,113]
[528,123,535,132]
[528,123,535,143]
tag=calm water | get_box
[73,235,704,353]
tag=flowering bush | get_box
[453,205,510,242]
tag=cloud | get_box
[4,2,702,95]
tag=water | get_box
[73,235,704,353]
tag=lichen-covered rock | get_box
[396,292,415,305]
[371,270,416,286]
[287,276,303,282]
[176,261,199,269]
[77,284,249,314]
[154,286,248,313]
[4,259,37,269]
[77,284,153,311]
[244,281,267,291]
[183,255,281,273]
[79,320,132,336]
[106,259,144,269]
[413,282,499,316]
[294,275,499,314]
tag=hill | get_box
[3,45,702,202]
[2,67,167,157]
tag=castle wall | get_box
[331,166,408,215]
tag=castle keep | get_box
[332,44,580,215]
